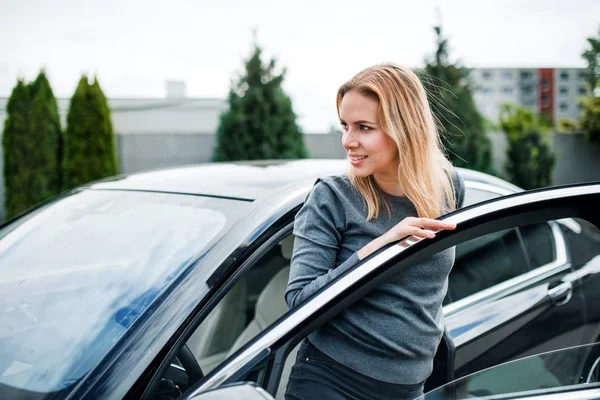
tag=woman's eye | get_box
[340,123,348,131]
[359,125,371,131]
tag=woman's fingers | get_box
[409,227,436,239]
[410,218,456,230]
[389,218,457,243]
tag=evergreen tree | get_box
[28,71,63,202]
[2,71,62,219]
[2,80,32,218]
[213,43,307,161]
[420,26,494,174]
[63,76,118,189]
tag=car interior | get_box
[186,234,295,383]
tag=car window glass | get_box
[422,342,600,399]
[449,228,529,302]
[560,218,600,270]
[463,188,499,207]
[153,234,294,397]
[0,190,230,395]
[518,222,556,269]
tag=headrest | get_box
[280,235,295,260]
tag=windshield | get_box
[424,342,600,399]
[0,189,232,395]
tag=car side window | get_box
[518,222,556,269]
[187,236,293,374]
[148,233,294,400]
[423,342,600,399]
[448,228,530,303]
[560,218,600,270]
[463,188,500,207]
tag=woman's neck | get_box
[373,174,405,197]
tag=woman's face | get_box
[339,90,399,179]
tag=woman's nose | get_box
[342,130,359,150]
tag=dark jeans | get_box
[285,339,425,400]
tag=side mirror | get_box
[188,382,274,400]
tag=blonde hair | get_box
[337,63,456,220]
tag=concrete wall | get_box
[118,133,216,173]
[1,131,599,221]
[117,133,348,174]
[485,131,600,186]
[552,132,600,185]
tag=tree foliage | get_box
[580,26,600,143]
[29,72,63,201]
[500,104,555,189]
[420,25,494,174]
[63,76,118,190]
[580,96,600,142]
[213,42,307,161]
[2,71,62,219]
[582,26,600,95]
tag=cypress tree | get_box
[29,71,62,202]
[213,43,307,161]
[63,76,118,189]
[420,26,494,174]
[2,71,62,219]
[2,80,31,218]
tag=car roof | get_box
[88,159,521,201]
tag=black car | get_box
[0,159,598,400]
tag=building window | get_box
[502,87,514,95]
[559,87,569,96]
[560,103,568,112]
[542,95,550,107]
[502,71,514,80]
[579,71,588,80]
[482,71,492,80]
[521,85,534,95]
[579,86,588,95]
[482,87,493,95]
[560,71,569,81]
[541,80,550,90]
[520,71,533,80]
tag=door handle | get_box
[547,281,573,306]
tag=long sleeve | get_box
[285,181,360,309]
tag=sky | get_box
[0,0,598,132]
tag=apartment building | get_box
[471,67,589,124]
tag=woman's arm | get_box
[285,182,358,309]
[357,217,456,260]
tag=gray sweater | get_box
[285,172,464,384]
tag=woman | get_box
[284,64,465,400]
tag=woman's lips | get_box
[349,155,368,166]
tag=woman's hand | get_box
[357,217,456,260]
[382,217,456,245]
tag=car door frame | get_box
[185,182,600,399]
